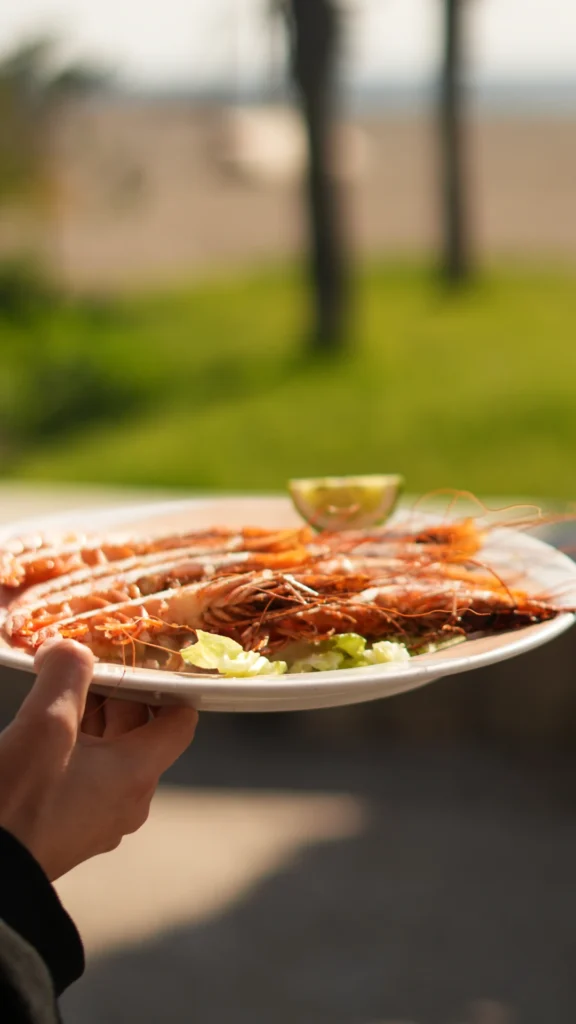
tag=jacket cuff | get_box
[0,827,84,995]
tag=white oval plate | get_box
[1,497,575,713]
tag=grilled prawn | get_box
[0,518,485,590]
[0,526,315,589]
[9,568,566,669]
[5,548,314,642]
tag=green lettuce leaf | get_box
[289,649,346,674]
[181,630,287,677]
[288,634,410,672]
[364,640,411,665]
[180,630,414,677]
[333,633,367,659]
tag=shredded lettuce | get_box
[179,628,455,678]
[333,633,367,659]
[289,649,346,674]
[287,633,410,673]
[364,640,411,665]
[181,630,287,677]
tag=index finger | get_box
[116,705,199,777]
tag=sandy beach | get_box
[14,102,574,289]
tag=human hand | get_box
[0,639,198,881]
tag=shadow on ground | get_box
[59,728,576,1024]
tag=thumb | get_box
[18,639,95,750]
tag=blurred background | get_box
[1,1,576,1021]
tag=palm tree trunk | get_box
[286,0,348,350]
[439,0,470,283]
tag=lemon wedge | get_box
[288,474,404,531]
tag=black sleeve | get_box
[0,827,85,1023]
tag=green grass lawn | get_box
[3,262,576,500]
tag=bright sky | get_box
[0,0,574,87]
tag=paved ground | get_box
[2,486,576,1023]
[59,732,576,1024]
